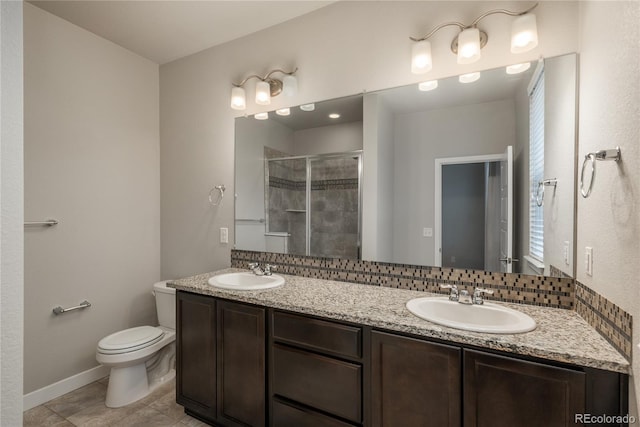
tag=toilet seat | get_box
[98,326,164,355]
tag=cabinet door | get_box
[371,331,461,427]
[217,300,266,427]
[464,349,586,427]
[176,291,216,419]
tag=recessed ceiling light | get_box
[328,113,341,119]
[275,108,290,116]
[418,80,438,91]
[300,103,315,112]
[254,112,269,120]
[459,72,481,84]
[506,62,531,74]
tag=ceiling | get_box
[29,0,333,64]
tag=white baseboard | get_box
[23,365,110,411]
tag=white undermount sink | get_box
[406,297,536,334]
[208,272,285,291]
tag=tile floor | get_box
[23,377,209,427]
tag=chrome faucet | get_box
[458,289,473,305]
[440,284,494,305]
[262,264,275,276]
[248,262,265,276]
[440,284,459,302]
[472,287,494,305]
[248,262,276,276]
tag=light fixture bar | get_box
[234,67,298,88]
[231,67,298,110]
[410,3,537,43]
[470,3,538,27]
[409,3,539,73]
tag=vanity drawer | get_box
[272,398,355,427]
[272,344,362,423]
[271,310,362,358]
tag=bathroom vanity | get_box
[170,269,629,427]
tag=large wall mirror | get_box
[235,53,577,278]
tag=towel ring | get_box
[534,179,557,207]
[580,147,621,198]
[580,153,596,198]
[209,185,225,206]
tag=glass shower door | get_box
[266,157,306,256]
[308,154,361,259]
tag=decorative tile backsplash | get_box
[575,281,633,361]
[231,250,632,361]
[231,250,575,309]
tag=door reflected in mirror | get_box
[235,53,577,278]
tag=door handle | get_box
[499,258,520,263]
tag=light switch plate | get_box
[563,241,570,265]
[585,247,593,276]
[423,227,433,237]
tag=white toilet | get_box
[96,281,176,408]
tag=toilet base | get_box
[105,364,149,408]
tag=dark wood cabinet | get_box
[216,300,266,427]
[176,291,217,421]
[371,331,461,427]
[269,310,366,426]
[463,349,586,427]
[176,291,266,426]
[176,291,627,427]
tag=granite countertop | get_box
[168,268,629,374]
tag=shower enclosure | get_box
[266,151,362,259]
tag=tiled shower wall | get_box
[231,249,632,360]
[309,157,359,259]
[266,156,359,259]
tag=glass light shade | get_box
[230,86,246,110]
[411,40,433,74]
[254,112,268,120]
[511,14,538,53]
[506,62,531,75]
[457,28,481,64]
[459,72,481,83]
[282,75,298,97]
[418,80,438,92]
[276,108,290,116]
[300,103,315,112]
[255,80,271,105]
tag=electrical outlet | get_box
[585,247,593,276]
[220,227,228,244]
[423,227,433,237]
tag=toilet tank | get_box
[153,281,176,329]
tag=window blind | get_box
[528,68,545,261]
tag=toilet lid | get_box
[98,326,164,355]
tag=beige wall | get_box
[1,0,25,423]
[160,0,580,279]
[577,1,640,414]
[23,4,160,394]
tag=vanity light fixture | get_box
[418,80,439,91]
[254,112,269,120]
[459,72,481,83]
[410,3,538,73]
[328,113,341,119]
[276,108,291,116]
[230,67,298,110]
[300,103,315,112]
[506,62,531,74]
